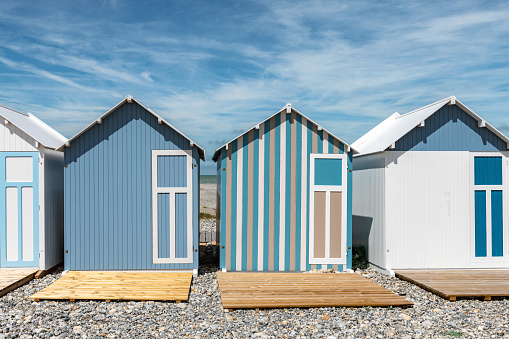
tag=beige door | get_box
[309,154,347,265]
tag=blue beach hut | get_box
[212,104,355,272]
[58,96,204,275]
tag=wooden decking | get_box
[30,271,193,302]
[217,272,412,309]
[0,270,38,297]
[395,270,509,301]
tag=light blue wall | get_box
[392,104,507,152]
[64,101,199,270]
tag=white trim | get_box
[152,149,193,264]
[301,117,308,271]
[38,148,45,270]
[236,141,243,270]
[279,112,286,271]
[258,123,264,271]
[309,153,347,265]
[192,268,198,277]
[469,152,509,264]
[478,119,486,128]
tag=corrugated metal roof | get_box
[0,103,67,150]
[212,104,356,161]
[352,96,509,155]
[57,95,205,160]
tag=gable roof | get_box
[212,104,356,161]
[352,96,509,155]
[57,95,205,160]
[0,103,67,150]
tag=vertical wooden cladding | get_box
[219,110,348,271]
[64,102,199,270]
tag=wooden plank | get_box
[30,271,193,302]
[35,264,61,279]
[0,270,38,297]
[396,270,509,300]
[217,272,412,309]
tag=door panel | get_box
[313,191,326,258]
[329,191,342,258]
[309,153,347,265]
[152,150,193,264]
[0,152,39,268]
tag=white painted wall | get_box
[384,151,509,269]
[0,119,38,151]
[352,153,386,269]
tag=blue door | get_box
[0,152,39,267]
[474,156,504,258]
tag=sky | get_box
[1,0,508,174]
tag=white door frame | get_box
[469,152,509,264]
[309,153,347,265]
[152,149,193,264]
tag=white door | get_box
[152,150,193,264]
[309,153,347,265]
[0,152,39,268]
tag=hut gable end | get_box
[392,104,507,152]
[64,101,190,166]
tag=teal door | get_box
[474,156,504,258]
[0,152,39,267]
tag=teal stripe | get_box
[219,148,227,269]
[242,134,249,271]
[295,115,302,270]
[346,150,353,269]
[306,120,312,271]
[274,114,281,271]
[263,120,271,271]
[328,134,334,154]
[231,139,238,270]
[252,129,259,270]
[285,113,291,270]
[316,129,323,270]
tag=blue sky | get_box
[1,0,508,174]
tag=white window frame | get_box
[152,149,193,264]
[469,152,509,264]
[309,153,347,265]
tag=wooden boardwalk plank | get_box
[217,272,412,309]
[395,270,509,300]
[0,270,38,297]
[30,271,193,302]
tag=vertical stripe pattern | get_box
[218,110,349,271]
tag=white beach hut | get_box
[352,96,509,274]
[0,103,66,271]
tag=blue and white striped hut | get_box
[212,104,355,272]
[58,96,205,275]
[352,96,509,274]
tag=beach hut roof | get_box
[57,95,205,160]
[0,103,67,150]
[352,96,509,155]
[212,104,357,161]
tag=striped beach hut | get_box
[352,96,509,274]
[212,104,355,272]
[0,103,66,271]
[58,96,204,275]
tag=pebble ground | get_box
[1,233,508,338]
[1,185,507,338]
